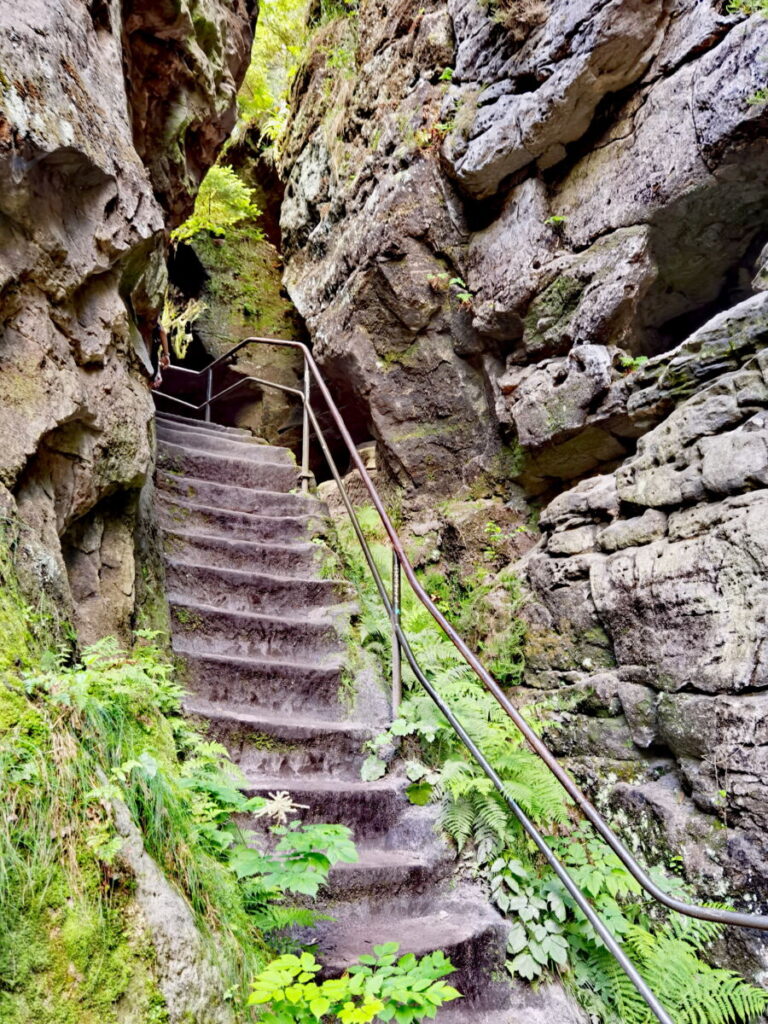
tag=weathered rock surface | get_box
[0,0,255,642]
[274,0,768,952]
[279,0,768,498]
[0,1,256,1016]
[522,297,768,934]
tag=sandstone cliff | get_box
[0,0,255,643]
[277,0,768,970]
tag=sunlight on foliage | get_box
[171,164,262,243]
[237,0,311,145]
[249,943,461,1024]
[160,295,207,359]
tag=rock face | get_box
[0,0,256,643]
[279,0,768,494]
[523,296,768,951]
[277,0,768,966]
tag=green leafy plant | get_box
[1,627,361,1015]
[327,507,768,1024]
[727,0,768,13]
[483,825,768,1024]
[237,0,311,146]
[544,214,567,236]
[172,165,262,244]
[449,276,473,308]
[577,916,768,1024]
[230,819,358,898]
[160,295,207,359]
[439,67,454,82]
[618,354,649,374]
[248,943,461,1023]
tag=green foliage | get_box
[448,276,473,308]
[329,508,543,858]
[544,215,567,236]
[618,354,649,374]
[248,943,461,1023]
[485,825,768,1024]
[161,295,207,359]
[329,506,768,1024]
[172,165,262,244]
[727,0,768,12]
[577,917,768,1024]
[192,219,303,341]
[230,818,357,919]
[1,623,359,1019]
[439,67,454,82]
[316,0,359,24]
[238,0,311,144]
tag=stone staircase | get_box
[153,410,515,1022]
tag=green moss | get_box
[193,222,303,344]
[522,274,585,353]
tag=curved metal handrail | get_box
[154,336,768,1024]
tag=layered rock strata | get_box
[278,0,768,493]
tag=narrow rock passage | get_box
[154,410,514,1021]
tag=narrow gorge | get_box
[2,1,768,1023]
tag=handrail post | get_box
[300,361,311,494]
[391,549,402,714]
[204,367,213,423]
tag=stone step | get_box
[325,843,454,915]
[157,424,293,461]
[175,647,346,715]
[161,531,323,576]
[170,601,347,662]
[157,441,298,492]
[184,699,373,778]
[157,418,267,448]
[156,473,324,518]
[316,898,510,1010]
[240,776,406,839]
[157,498,324,543]
[155,410,253,436]
[165,560,350,617]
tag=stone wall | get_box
[0,0,256,642]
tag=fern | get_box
[579,920,768,1024]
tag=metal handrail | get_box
[154,336,768,1023]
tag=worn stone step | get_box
[240,776,406,838]
[317,898,510,1009]
[157,498,323,543]
[156,410,253,436]
[175,647,346,715]
[170,601,347,662]
[157,418,267,448]
[184,700,373,777]
[156,473,324,518]
[165,560,350,616]
[158,441,298,492]
[325,843,454,915]
[161,531,323,576]
[157,424,292,461]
